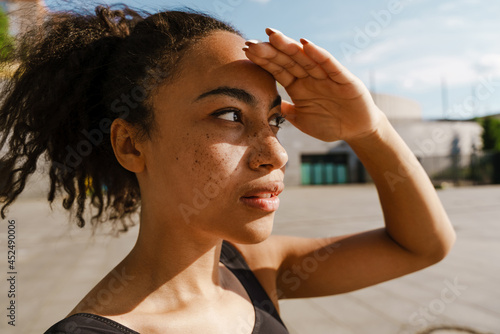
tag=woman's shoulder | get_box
[223,235,311,272]
[44,313,139,334]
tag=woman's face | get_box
[140,31,288,244]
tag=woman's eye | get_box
[212,109,285,129]
[270,113,286,129]
[213,109,242,123]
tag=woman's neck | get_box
[118,205,228,312]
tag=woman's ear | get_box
[110,118,146,173]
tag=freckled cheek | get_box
[191,142,245,195]
[195,142,239,174]
[157,126,245,183]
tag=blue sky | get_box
[44,0,500,120]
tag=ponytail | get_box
[1,5,143,230]
[0,4,240,231]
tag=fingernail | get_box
[300,38,312,45]
[266,27,280,36]
[245,39,262,46]
[242,46,249,51]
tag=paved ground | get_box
[0,183,499,334]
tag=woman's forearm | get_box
[346,111,456,260]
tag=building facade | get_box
[277,85,483,186]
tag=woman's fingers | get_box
[243,46,296,87]
[265,28,356,85]
[244,41,309,79]
[244,28,357,88]
[265,29,328,80]
[299,38,355,85]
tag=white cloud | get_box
[438,0,481,11]
[314,31,355,43]
[248,0,271,3]
[358,50,500,92]
[349,37,407,65]
[442,16,466,28]
[475,54,500,77]
[438,2,457,11]
[303,0,500,117]
[386,56,477,89]
[355,49,493,91]
[340,7,500,92]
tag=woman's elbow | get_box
[427,226,457,264]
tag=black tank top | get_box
[44,241,289,333]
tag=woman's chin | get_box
[224,216,275,244]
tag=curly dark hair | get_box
[0,3,240,230]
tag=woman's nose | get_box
[248,131,288,171]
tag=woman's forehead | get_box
[189,31,247,62]
[149,30,278,116]
[177,31,250,79]
[158,32,276,100]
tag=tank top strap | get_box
[220,240,289,333]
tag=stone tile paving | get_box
[275,185,500,334]
[0,184,498,334]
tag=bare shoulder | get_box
[229,235,287,269]
[230,234,338,269]
[228,235,328,304]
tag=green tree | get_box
[480,116,500,151]
[0,6,14,61]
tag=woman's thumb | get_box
[281,100,296,121]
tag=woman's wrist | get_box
[344,110,424,185]
[344,110,394,151]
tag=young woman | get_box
[0,4,456,334]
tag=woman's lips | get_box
[240,194,280,212]
[239,181,284,212]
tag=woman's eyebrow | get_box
[195,86,281,110]
[195,86,256,107]
[270,95,282,110]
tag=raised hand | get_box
[243,28,386,143]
